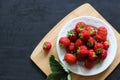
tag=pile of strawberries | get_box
[59,22,110,69]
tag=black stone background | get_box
[0,0,120,80]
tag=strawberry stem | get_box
[87,40,93,47]
[78,25,84,31]
[89,28,94,34]
[96,48,102,54]
[79,33,83,39]
[59,43,64,48]
[67,30,74,36]
[43,43,47,48]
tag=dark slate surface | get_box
[0,0,120,80]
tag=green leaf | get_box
[49,55,65,73]
[96,48,102,54]
[67,30,74,36]
[46,72,68,80]
[89,27,94,34]
[47,55,71,80]
[87,40,93,47]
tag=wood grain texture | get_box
[30,3,120,80]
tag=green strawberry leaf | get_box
[46,72,68,80]
[79,33,83,39]
[87,40,93,47]
[47,55,71,80]
[67,30,74,36]
[96,48,102,54]
[49,55,65,72]
[78,25,84,31]
[89,28,94,34]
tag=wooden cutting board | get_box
[30,3,120,80]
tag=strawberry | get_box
[96,34,104,42]
[74,39,84,49]
[87,37,95,47]
[103,40,110,49]
[96,34,107,42]
[67,29,78,42]
[88,49,97,61]
[85,25,97,36]
[43,41,52,51]
[76,53,85,61]
[96,26,107,42]
[85,25,91,31]
[77,45,88,57]
[75,22,86,33]
[98,26,107,36]
[64,53,77,64]
[79,30,90,40]
[84,60,94,69]
[59,37,70,48]
[94,43,104,54]
[101,49,107,60]
[66,42,75,52]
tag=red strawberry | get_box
[75,22,86,33]
[96,34,107,42]
[84,60,94,69]
[43,41,52,51]
[79,30,90,40]
[74,39,84,49]
[66,42,75,52]
[77,45,88,57]
[64,53,77,64]
[94,43,104,54]
[98,26,107,36]
[67,29,78,42]
[76,54,85,61]
[87,37,95,47]
[103,40,110,49]
[101,49,107,60]
[85,25,97,36]
[85,25,91,31]
[59,37,70,48]
[96,26,107,42]
[96,34,104,42]
[88,49,97,61]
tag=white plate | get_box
[56,16,117,76]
